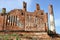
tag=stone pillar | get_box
[48,5,56,33]
[11,16,14,26]
[36,4,40,11]
[11,16,12,26]
[13,16,14,26]
[9,15,11,26]
[23,2,27,11]
[2,8,6,30]
[14,16,15,26]
[45,13,48,32]
[7,15,10,26]
[15,16,17,26]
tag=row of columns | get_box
[6,15,17,26]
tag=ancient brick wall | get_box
[0,9,48,32]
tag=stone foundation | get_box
[0,32,60,40]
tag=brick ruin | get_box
[0,2,60,40]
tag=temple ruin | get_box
[0,2,60,40]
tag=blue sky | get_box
[0,0,60,34]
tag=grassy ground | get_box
[0,33,20,40]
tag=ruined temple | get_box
[0,2,60,40]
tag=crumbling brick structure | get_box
[0,2,60,40]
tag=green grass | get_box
[0,33,21,40]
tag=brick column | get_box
[36,4,40,11]
[48,5,56,33]
[2,8,6,14]
[2,8,6,31]
[23,2,27,11]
